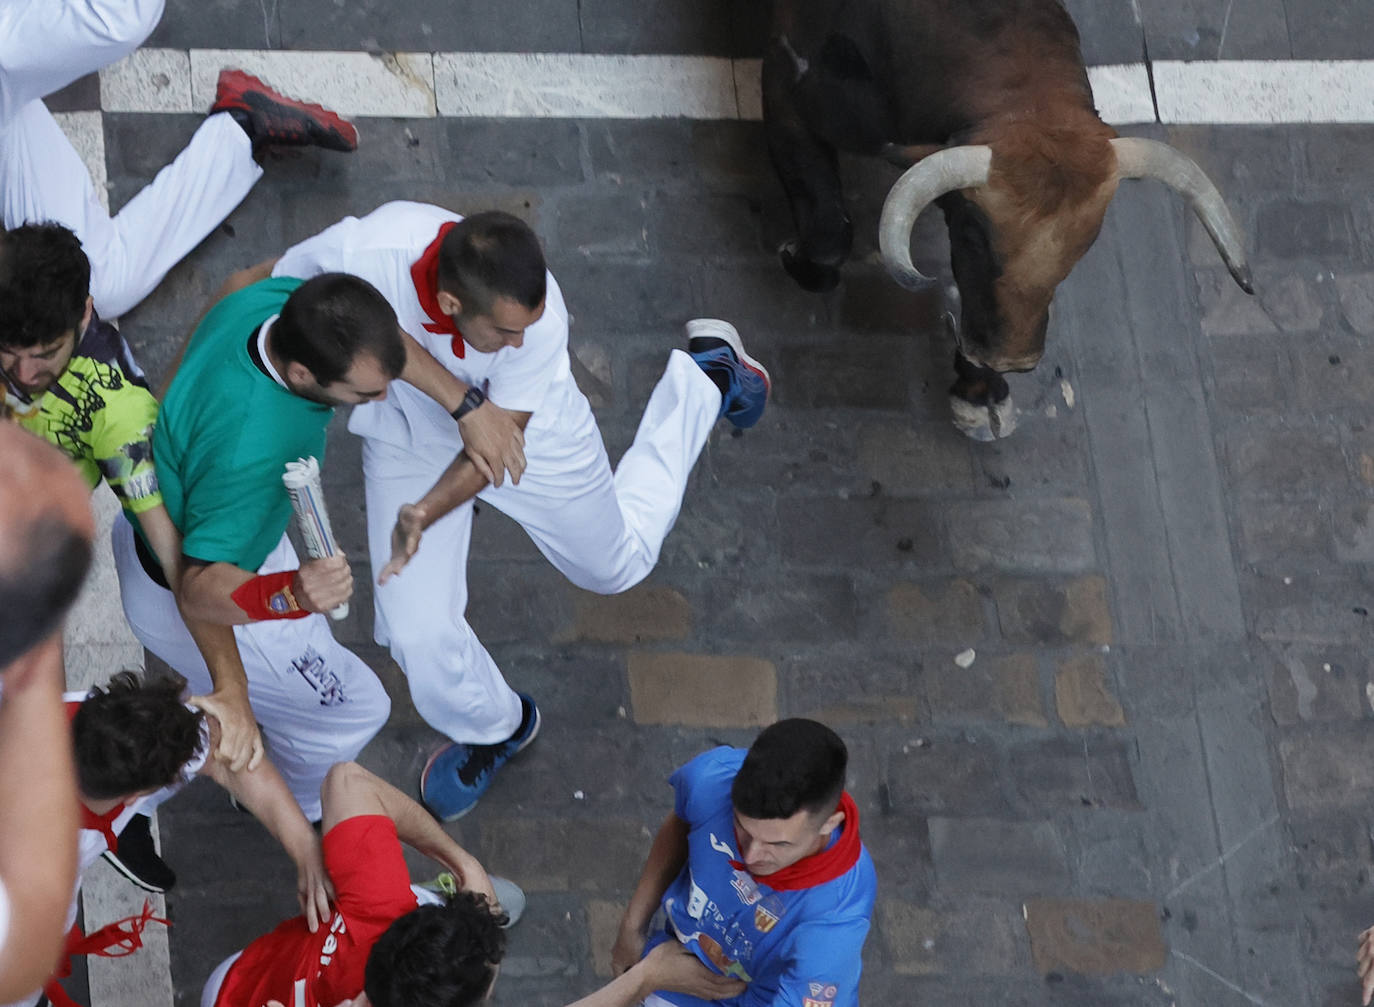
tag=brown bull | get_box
[764,0,1253,439]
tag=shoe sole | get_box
[420,704,542,823]
[100,850,170,894]
[213,70,359,150]
[690,320,771,396]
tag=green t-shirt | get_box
[9,317,162,516]
[154,277,331,572]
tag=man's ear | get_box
[80,295,94,334]
[818,807,845,837]
[436,290,463,317]
[284,360,315,388]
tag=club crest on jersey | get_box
[268,590,293,614]
[802,999,833,1007]
[754,903,781,933]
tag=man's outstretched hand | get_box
[378,503,427,584]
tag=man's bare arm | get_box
[377,411,531,583]
[611,812,690,975]
[320,762,497,906]
[568,942,745,1007]
[0,639,79,1001]
[200,720,332,932]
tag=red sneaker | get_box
[211,69,358,152]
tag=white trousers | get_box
[111,516,391,821]
[364,350,720,744]
[0,0,262,319]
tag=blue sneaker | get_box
[420,694,541,822]
[686,318,770,429]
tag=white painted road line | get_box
[96,50,1374,125]
[1155,59,1374,123]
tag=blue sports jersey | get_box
[646,747,876,1007]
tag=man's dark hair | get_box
[73,671,204,800]
[731,718,848,821]
[0,514,92,663]
[437,212,546,316]
[272,272,405,386]
[365,890,508,1007]
[0,223,91,349]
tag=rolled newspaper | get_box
[282,456,348,621]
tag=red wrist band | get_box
[231,571,309,621]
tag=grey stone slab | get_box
[645,191,766,257]
[550,189,651,257]
[1279,725,1374,813]
[45,73,101,113]
[1062,0,1146,66]
[782,650,924,726]
[442,119,586,188]
[1288,0,1374,59]
[775,494,949,570]
[556,258,699,333]
[929,817,1071,893]
[1221,421,1350,501]
[689,571,860,643]
[579,0,744,56]
[285,0,581,52]
[1257,200,1358,260]
[1138,0,1291,60]
[1008,735,1140,811]
[946,497,1097,574]
[885,734,1013,817]
[773,338,920,410]
[147,0,284,49]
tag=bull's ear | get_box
[1111,137,1254,295]
[879,146,992,290]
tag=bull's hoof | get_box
[950,393,1018,442]
[779,243,841,293]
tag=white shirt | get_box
[273,201,575,451]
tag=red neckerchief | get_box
[730,792,863,891]
[45,902,170,1007]
[409,221,466,358]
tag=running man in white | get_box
[0,0,358,321]
[257,202,770,820]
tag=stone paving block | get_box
[776,494,948,570]
[557,259,698,333]
[1297,341,1374,412]
[929,818,1071,893]
[1257,200,1357,260]
[1288,0,1374,59]
[690,573,859,643]
[578,0,740,55]
[1138,0,1290,61]
[476,723,666,814]
[1068,812,1155,898]
[1056,655,1126,728]
[1009,736,1140,811]
[147,0,282,49]
[879,898,1032,977]
[970,409,1093,494]
[1204,334,1292,412]
[925,652,1048,728]
[1199,266,1282,336]
[557,584,691,644]
[477,816,650,893]
[584,899,622,978]
[1024,898,1167,976]
[653,486,781,573]
[885,578,988,644]
[698,263,835,336]
[627,652,777,726]
[285,0,581,52]
[782,652,922,726]
[947,498,1097,574]
[1336,274,1374,335]
[46,72,101,113]
[551,189,650,257]
[885,735,1011,816]
[773,340,917,410]
[466,561,575,643]
[1246,570,1374,645]
[994,576,1114,647]
[1265,642,1368,725]
[1233,499,1332,575]
[442,119,585,187]
[1280,727,1374,812]
[835,266,946,336]
[1061,0,1147,66]
[860,811,935,900]
[1288,809,1374,891]
[1221,422,1349,500]
[856,421,977,495]
[692,410,861,491]
[646,191,765,257]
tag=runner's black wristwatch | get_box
[451,385,487,421]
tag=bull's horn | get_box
[879,146,992,290]
[1111,136,1254,294]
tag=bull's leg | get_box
[949,350,1017,442]
[763,38,852,293]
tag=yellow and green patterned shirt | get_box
[5,317,162,516]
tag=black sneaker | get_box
[102,814,176,894]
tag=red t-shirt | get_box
[215,815,418,1007]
